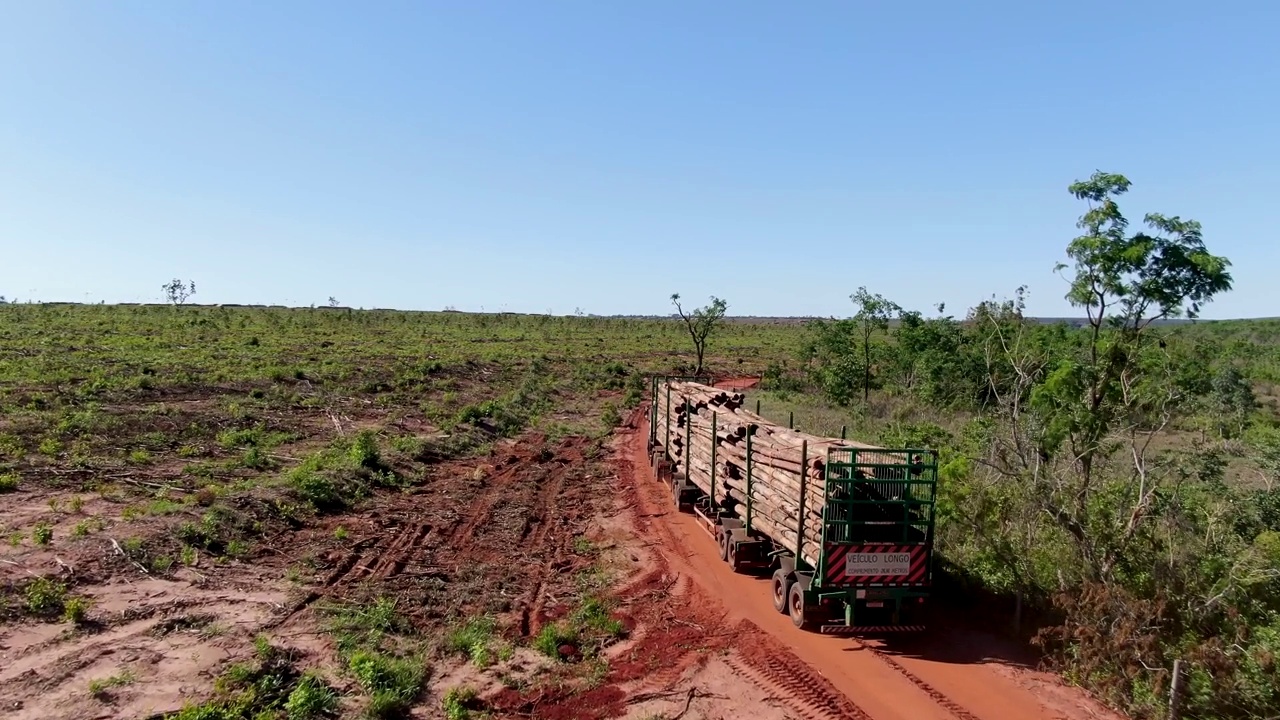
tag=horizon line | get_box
[2,300,1276,325]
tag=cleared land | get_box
[1,304,1273,719]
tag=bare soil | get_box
[0,381,1128,720]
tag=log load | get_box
[653,380,907,568]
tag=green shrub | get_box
[346,650,425,718]
[349,430,380,469]
[25,577,68,616]
[32,523,52,546]
[284,671,338,719]
[63,595,91,624]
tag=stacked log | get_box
[653,380,889,568]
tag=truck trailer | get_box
[646,376,938,633]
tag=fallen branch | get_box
[625,688,691,705]
[109,538,151,575]
[671,688,698,720]
[106,476,188,493]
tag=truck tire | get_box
[727,539,742,572]
[788,582,813,630]
[771,569,792,614]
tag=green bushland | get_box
[745,173,1280,720]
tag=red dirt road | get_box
[620,393,1125,720]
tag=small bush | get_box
[0,473,18,492]
[291,471,345,512]
[349,430,381,469]
[533,622,579,659]
[347,650,426,718]
[242,446,269,470]
[442,686,480,720]
[63,595,91,624]
[600,403,621,430]
[25,577,68,616]
[32,523,52,546]
[284,671,338,719]
[446,616,497,668]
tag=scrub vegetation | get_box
[2,172,1277,719]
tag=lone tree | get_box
[983,170,1233,584]
[162,279,196,305]
[671,293,728,376]
[850,287,901,404]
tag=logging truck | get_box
[647,376,938,633]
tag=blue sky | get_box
[2,1,1276,318]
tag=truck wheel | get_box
[788,582,813,630]
[718,530,730,561]
[771,569,792,614]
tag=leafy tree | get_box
[803,318,863,405]
[849,287,901,404]
[949,179,1276,717]
[892,304,982,406]
[969,172,1232,585]
[162,278,196,306]
[670,294,727,376]
[1207,365,1255,438]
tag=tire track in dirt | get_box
[278,434,599,638]
[726,651,871,720]
[367,521,434,579]
[857,646,983,720]
[319,536,379,586]
[514,460,569,638]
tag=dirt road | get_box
[616,397,1125,720]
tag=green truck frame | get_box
[647,376,938,633]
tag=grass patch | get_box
[0,473,18,492]
[319,596,429,718]
[285,436,401,514]
[164,636,338,720]
[31,523,52,546]
[445,615,508,668]
[347,649,426,718]
[89,668,136,699]
[441,686,482,720]
[533,561,626,663]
